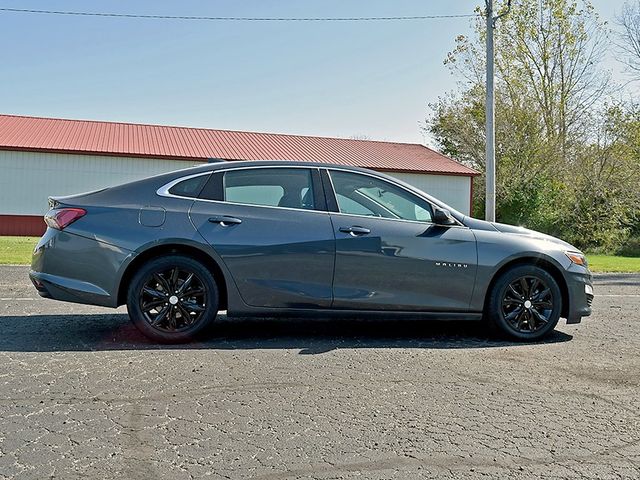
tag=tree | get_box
[616,1,640,77]
[425,0,640,251]
[435,0,609,162]
[563,104,640,250]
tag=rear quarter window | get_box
[168,174,210,198]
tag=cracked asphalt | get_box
[0,265,638,479]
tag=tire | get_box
[126,255,219,343]
[486,265,562,341]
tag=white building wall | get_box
[386,172,472,216]
[0,150,202,215]
[0,150,472,217]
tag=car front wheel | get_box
[126,255,219,343]
[487,265,562,340]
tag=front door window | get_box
[329,170,432,222]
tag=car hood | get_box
[463,217,577,251]
[491,222,575,249]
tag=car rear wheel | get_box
[487,265,562,340]
[127,255,219,343]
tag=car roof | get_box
[189,159,372,173]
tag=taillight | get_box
[44,208,86,230]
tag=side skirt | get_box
[226,308,483,321]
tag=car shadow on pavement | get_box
[0,313,572,353]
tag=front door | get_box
[189,166,335,309]
[325,169,477,311]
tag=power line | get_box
[0,7,476,22]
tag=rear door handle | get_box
[209,216,242,226]
[339,226,371,236]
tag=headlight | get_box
[565,251,588,267]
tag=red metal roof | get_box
[0,114,478,176]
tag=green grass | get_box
[585,254,640,273]
[0,236,38,265]
[0,236,639,272]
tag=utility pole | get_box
[484,0,510,222]
[485,0,496,222]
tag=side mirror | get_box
[433,207,456,225]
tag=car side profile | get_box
[30,161,593,343]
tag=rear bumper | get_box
[564,267,593,324]
[30,228,132,307]
[30,270,114,307]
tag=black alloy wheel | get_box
[139,266,207,332]
[501,276,553,333]
[487,265,562,340]
[127,255,219,343]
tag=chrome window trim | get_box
[156,172,212,200]
[156,165,329,215]
[155,163,465,226]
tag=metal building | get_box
[0,114,478,235]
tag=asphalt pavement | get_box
[0,265,638,479]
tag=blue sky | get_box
[0,0,633,144]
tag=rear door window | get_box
[221,168,317,211]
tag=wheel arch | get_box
[117,242,229,310]
[484,256,570,319]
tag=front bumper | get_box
[564,265,593,324]
[30,228,132,307]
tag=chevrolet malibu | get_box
[30,161,593,343]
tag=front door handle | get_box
[209,216,242,226]
[339,226,371,236]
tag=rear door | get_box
[324,169,477,311]
[189,166,335,309]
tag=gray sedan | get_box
[30,161,593,343]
